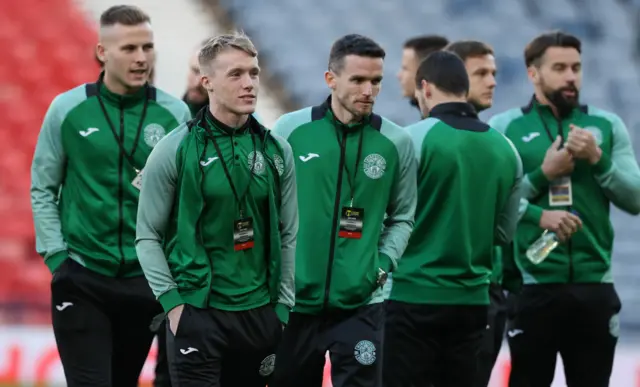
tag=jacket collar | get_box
[94,71,151,107]
[428,102,478,119]
[190,105,266,142]
[311,95,382,133]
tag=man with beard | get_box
[489,31,640,386]
[398,35,449,118]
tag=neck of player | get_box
[534,89,561,118]
[331,96,362,125]
[103,71,143,95]
[431,95,468,109]
[209,103,249,129]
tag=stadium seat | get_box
[0,0,99,312]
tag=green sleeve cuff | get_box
[380,253,396,272]
[158,288,184,313]
[527,167,550,191]
[275,303,290,325]
[522,204,544,225]
[592,151,613,176]
[44,251,68,273]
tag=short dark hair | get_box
[100,5,151,27]
[403,35,449,62]
[446,40,494,62]
[328,34,386,73]
[524,31,581,67]
[415,51,469,97]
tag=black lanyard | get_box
[96,84,149,172]
[334,123,365,206]
[536,107,563,146]
[204,118,257,218]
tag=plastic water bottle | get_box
[526,230,559,264]
[526,210,580,265]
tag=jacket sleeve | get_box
[488,115,545,227]
[379,132,417,272]
[135,127,186,313]
[272,134,298,312]
[522,166,550,197]
[30,95,69,273]
[495,139,524,245]
[591,115,640,215]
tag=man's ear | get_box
[96,43,106,63]
[422,80,432,100]
[527,65,539,85]
[201,75,214,93]
[325,70,337,90]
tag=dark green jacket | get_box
[135,109,297,322]
[31,76,191,277]
[272,97,417,314]
[390,103,523,305]
[489,97,640,284]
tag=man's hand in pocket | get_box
[168,304,185,335]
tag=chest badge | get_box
[248,151,266,175]
[583,126,603,145]
[363,153,386,180]
[143,124,166,147]
[273,154,284,176]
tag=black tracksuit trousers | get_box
[51,258,162,387]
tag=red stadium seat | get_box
[0,0,100,312]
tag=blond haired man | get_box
[135,32,298,387]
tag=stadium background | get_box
[0,0,639,385]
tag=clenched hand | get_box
[566,124,602,164]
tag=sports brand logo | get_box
[299,153,320,162]
[363,153,386,179]
[79,127,99,137]
[259,354,276,376]
[354,340,376,365]
[273,154,284,176]
[247,151,266,175]
[143,123,166,147]
[522,132,540,143]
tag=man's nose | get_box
[134,48,146,63]
[362,83,373,96]
[241,73,254,89]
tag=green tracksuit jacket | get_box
[31,76,191,277]
[135,110,297,322]
[390,103,523,305]
[489,97,640,284]
[272,97,417,314]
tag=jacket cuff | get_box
[522,204,544,226]
[527,167,550,191]
[380,253,396,272]
[275,303,290,325]
[592,151,613,176]
[159,288,184,313]
[45,251,68,273]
